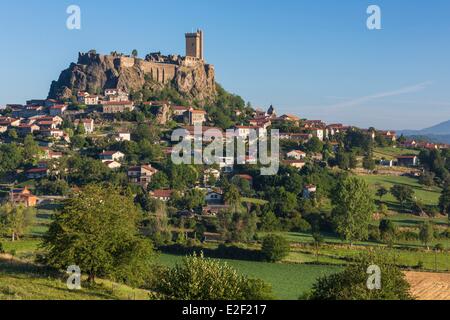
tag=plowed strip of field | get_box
[405,272,450,300]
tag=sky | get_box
[1,0,450,130]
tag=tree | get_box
[23,135,41,164]
[0,203,36,241]
[332,177,374,244]
[376,186,388,201]
[147,171,170,191]
[419,222,434,250]
[379,219,397,245]
[261,234,290,262]
[390,185,415,211]
[150,253,273,300]
[216,210,257,242]
[362,153,376,171]
[439,184,450,221]
[224,185,242,212]
[419,171,435,187]
[309,250,412,300]
[305,137,323,154]
[132,49,138,57]
[42,184,154,285]
[259,211,280,231]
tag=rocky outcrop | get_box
[48,51,216,105]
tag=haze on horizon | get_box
[1,0,449,130]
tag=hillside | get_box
[0,255,149,300]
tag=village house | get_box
[39,128,65,139]
[99,151,125,162]
[103,160,121,170]
[184,108,207,125]
[115,132,131,142]
[104,88,119,96]
[0,117,21,127]
[74,119,95,134]
[102,101,135,114]
[14,105,46,118]
[107,91,129,103]
[172,106,189,117]
[149,189,174,202]
[286,150,307,160]
[380,159,394,167]
[205,189,224,205]
[17,124,40,136]
[397,155,419,167]
[127,164,158,188]
[379,130,397,142]
[49,105,68,117]
[9,187,38,207]
[282,160,306,170]
[308,128,325,141]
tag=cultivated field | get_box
[405,271,450,300]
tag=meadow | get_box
[157,253,342,300]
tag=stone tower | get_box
[185,29,204,60]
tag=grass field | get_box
[0,255,149,300]
[360,174,441,207]
[157,253,342,300]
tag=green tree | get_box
[259,211,280,232]
[0,203,36,241]
[379,219,397,245]
[23,135,41,164]
[224,185,242,212]
[332,177,374,244]
[309,250,412,300]
[390,185,415,211]
[42,184,154,285]
[305,137,323,154]
[261,234,290,262]
[150,253,273,300]
[419,222,434,250]
[376,186,388,200]
[438,184,450,222]
[147,171,170,191]
[132,49,138,57]
[216,210,257,242]
[363,153,376,171]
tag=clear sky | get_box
[1,0,450,130]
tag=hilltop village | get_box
[1,31,449,301]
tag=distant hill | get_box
[399,120,450,144]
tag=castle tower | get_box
[185,29,204,60]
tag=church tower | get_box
[185,29,204,60]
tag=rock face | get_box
[48,51,216,105]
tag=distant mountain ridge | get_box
[399,120,450,144]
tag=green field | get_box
[0,257,149,300]
[157,253,341,300]
[360,174,441,207]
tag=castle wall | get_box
[139,61,177,84]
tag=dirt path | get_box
[405,271,450,300]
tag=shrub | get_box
[0,242,4,254]
[309,250,412,300]
[261,234,290,262]
[150,253,273,300]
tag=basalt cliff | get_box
[48,51,217,104]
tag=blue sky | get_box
[1,0,450,130]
